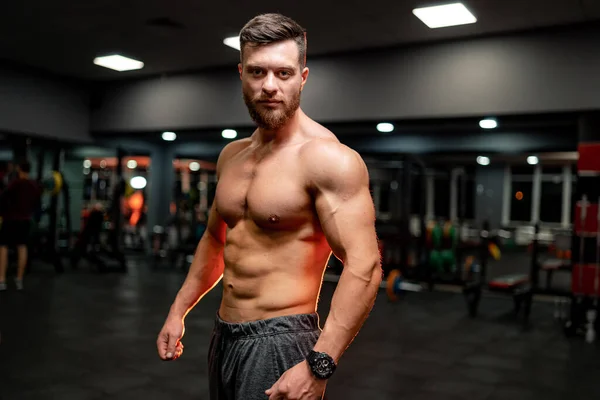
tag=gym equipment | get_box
[386,269,423,301]
[70,207,126,272]
[488,243,501,261]
[463,256,478,273]
[554,297,570,320]
[152,165,215,272]
[28,149,72,274]
[71,148,128,272]
[588,196,600,343]
[41,171,63,196]
[428,220,458,275]
[365,154,427,280]
[538,231,572,294]
[565,195,600,341]
[462,221,534,325]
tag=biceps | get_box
[206,201,227,245]
[317,187,378,263]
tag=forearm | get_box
[168,232,225,320]
[313,257,382,363]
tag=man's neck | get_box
[256,109,304,146]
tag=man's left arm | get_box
[266,142,381,400]
[309,144,382,363]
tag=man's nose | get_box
[262,72,277,94]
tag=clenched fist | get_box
[157,316,185,361]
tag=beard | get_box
[243,88,301,130]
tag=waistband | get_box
[214,312,320,339]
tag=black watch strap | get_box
[306,350,336,379]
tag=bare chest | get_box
[215,151,312,230]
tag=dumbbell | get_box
[429,250,442,272]
[386,269,423,301]
[464,256,480,275]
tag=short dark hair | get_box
[239,13,307,68]
[18,161,31,173]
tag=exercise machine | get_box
[462,221,533,326]
[564,194,600,342]
[370,154,428,281]
[70,148,128,272]
[29,148,72,273]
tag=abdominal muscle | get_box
[217,223,331,323]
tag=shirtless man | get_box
[157,13,382,400]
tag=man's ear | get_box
[300,67,309,91]
[238,63,243,80]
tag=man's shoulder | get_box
[299,137,367,190]
[221,137,252,155]
[300,135,362,169]
[216,138,252,171]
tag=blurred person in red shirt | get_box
[0,161,42,291]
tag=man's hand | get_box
[156,316,185,361]
[265,361,327,400]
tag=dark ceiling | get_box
[2,0,599,81]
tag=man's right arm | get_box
[165,140,244,321]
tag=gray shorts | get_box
[208,312,322,400]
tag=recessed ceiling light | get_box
[223,36,240,51]
[479,118,498,129]
[162,131,176,141]
[222,129,237,139]
[127,160,138,169]
[412,3,477,29]
[376,123,394,133]
[189,161,200,171]
[527,156,539,165]
[83,159,91,168]
[93,55,144,72]
[477,156,490,166]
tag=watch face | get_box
[311,352,335,379]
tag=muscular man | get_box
[157,13,382,400]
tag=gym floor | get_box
[1,256,598,400]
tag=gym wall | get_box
[0,64,91,142]
[91,24,600,133]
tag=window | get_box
[540,181,563,223]
[511,166,536,176]
[540,168,563,223]
[543,166,563,175]
[410,174,424,215]
[457,170,476,220]
[510,181,533,222]
[501,163,579,226]
[509,166,535,222]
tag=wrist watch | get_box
[306,350,336,379]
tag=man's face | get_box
[239,40,309,130]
